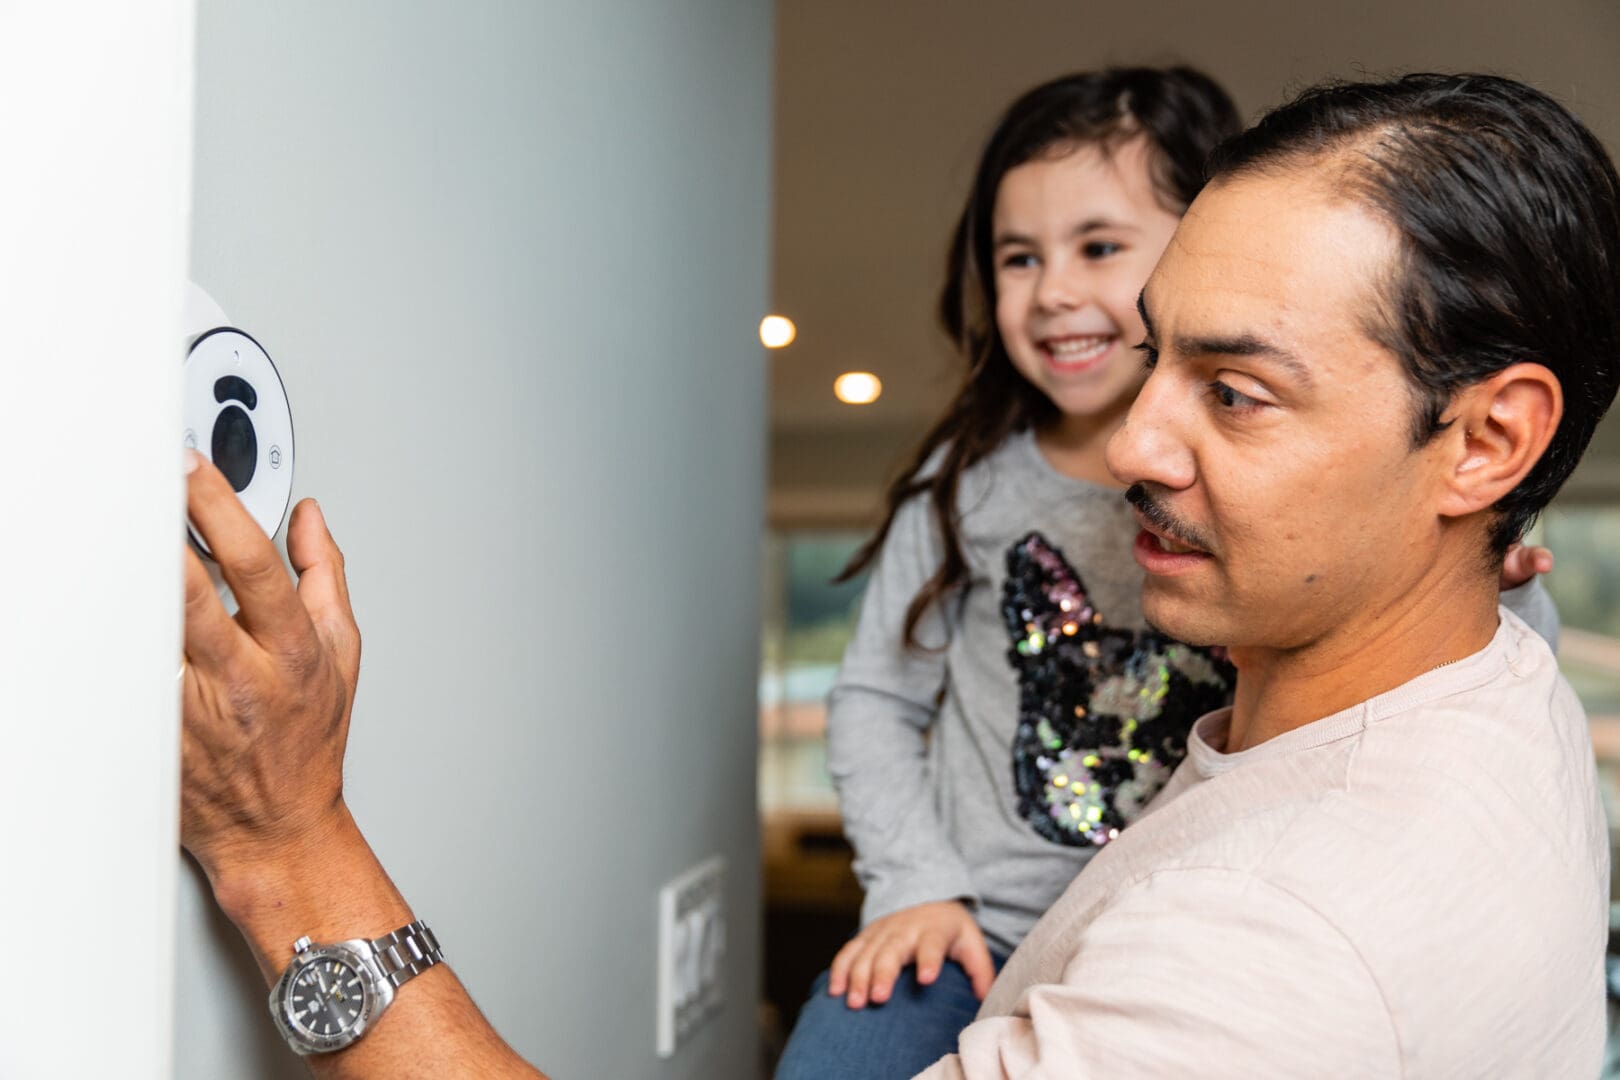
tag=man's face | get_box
[1105,168,1449,651]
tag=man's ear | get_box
[1434,363,1562,521]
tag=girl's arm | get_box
[827,490,978,930]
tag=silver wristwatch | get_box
[268,919,443,1055]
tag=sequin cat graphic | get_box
[1002,532,1236,847]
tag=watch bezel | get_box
[270,939,395,1055]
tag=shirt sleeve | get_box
[1501,576,1559,654]
[827,488,979,924]
[913,868,1400,1079]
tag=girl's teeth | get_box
[1047,336,1112,360]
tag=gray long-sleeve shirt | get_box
[827,428,1559,955]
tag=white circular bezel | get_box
[183,326,295,556]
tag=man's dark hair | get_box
[1207,73,1620,552]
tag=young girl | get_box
[773,67,1557,1080]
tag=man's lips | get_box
[1136,513,1203,554]
[1131,508,1213,573]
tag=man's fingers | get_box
[182,547,249,672]
[186,453,308,648]
[951,930,996,1001]
[287,499,360,675]
[288,499,348,611]
[915,933,947,985]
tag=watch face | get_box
[285,952,373,1042]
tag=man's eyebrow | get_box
[1175,332,1314,387]
[1137,291,1313,387]
[994,218,1132,250]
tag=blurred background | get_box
[758,0,1620,1068]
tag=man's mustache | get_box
[1125,483,1217,554]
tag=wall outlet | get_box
[656,856,726,1057]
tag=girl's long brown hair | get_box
[839,67,1242,648]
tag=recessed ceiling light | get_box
[834,371,882,405]
[759,314,797,349]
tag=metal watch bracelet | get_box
[369,919,444,989]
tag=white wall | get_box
[0,5,193,1079]
[177,2,772,1077]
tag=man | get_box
[925,72,1619,1077]
[180,73,1619,1076]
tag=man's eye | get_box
[1134,341,1159,370]
[1083,241,1122,259]
[1208,380,1262,410]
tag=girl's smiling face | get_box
[992,137,1183,430]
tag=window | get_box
[759,530,869,810]
[1536,503,1620,1049]
[1539,505,1620,722]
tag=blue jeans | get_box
[774,955,1008,1080]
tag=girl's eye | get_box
[1208,380,1263,411]
[1083,241,1122,259]
[1000,252,1038,270]
[1134,341,1159,370]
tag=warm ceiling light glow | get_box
[834,371,882,405]
[759,314,797,349]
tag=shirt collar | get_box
[1186,609,1524,778]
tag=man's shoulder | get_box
[1047,615,1605,955]
[1271,632,1597,885]
[1203,641,1607,1065]
[1091,713,1606,1070]
[1347,615,1595,838]
[1122,632,1603,947]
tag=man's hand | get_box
[179,450,361,896]
[175,454,548,1078]
[1501,543,1554,591]
[827,900,995,1009]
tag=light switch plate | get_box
[656,856,726,1057]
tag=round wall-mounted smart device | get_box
[183,326,295,557]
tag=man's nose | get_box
[1105,369,1196,490]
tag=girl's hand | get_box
[826,900,995,1009]
[1501,543,1554,591]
